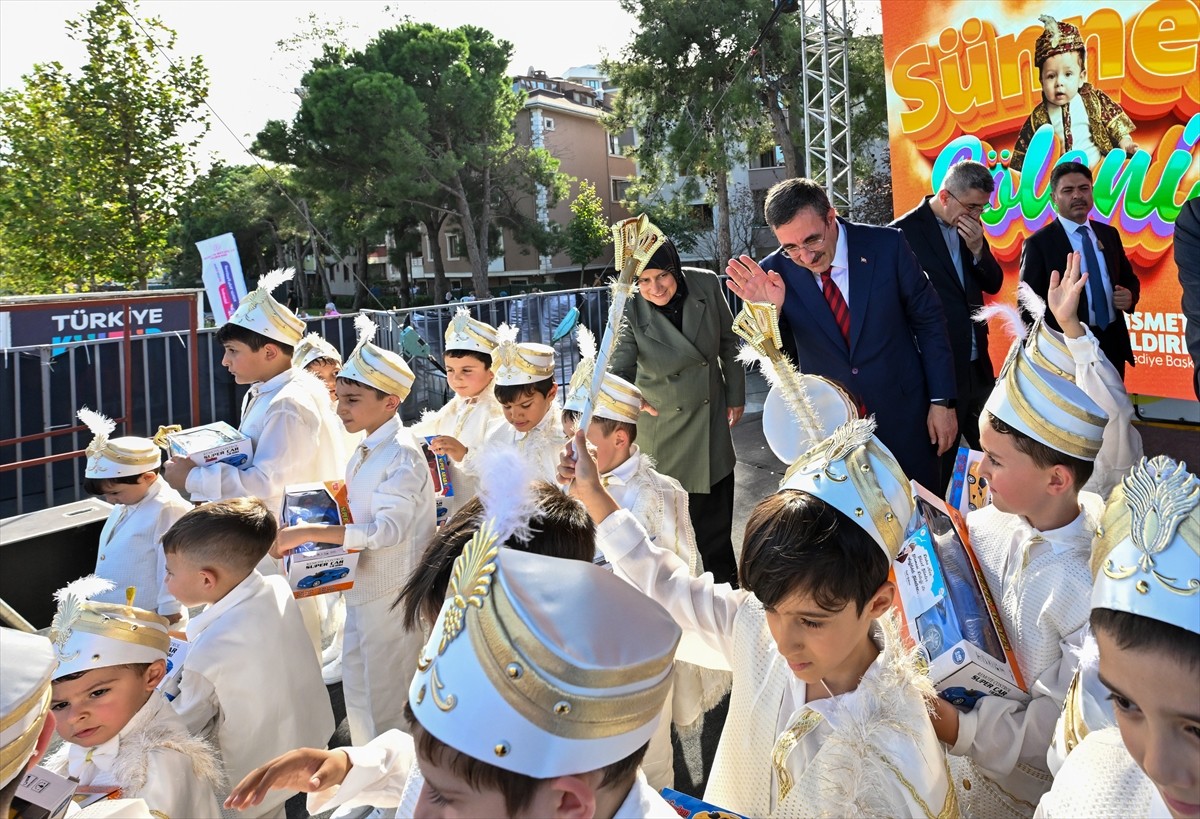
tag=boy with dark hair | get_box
[44,577,221,817]
[77,407,190,622]
[1036,456,1199,818]
[162,497,334,818]
[932,310,1110,816]
[163,269,345,537]
[561,333,955,818]
[1010,15,1136,172]
[460,323,565,486]
[273,315,436,746]
[414,308,505,518]
[227,471,683,818]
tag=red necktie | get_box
[820,270,865,418]
[820,270,851,348]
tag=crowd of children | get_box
[3,209,1195,819]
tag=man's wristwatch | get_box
[930,398,957,409]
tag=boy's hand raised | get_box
[225,748,351,810]
[1046,252,1087,340]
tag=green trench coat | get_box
[609,267,746,494]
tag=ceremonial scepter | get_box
[576,215,666,435]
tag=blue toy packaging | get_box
[660,788,747,818]
[891,484,1028,704]
[164,421,253,469]
[279,481,359,598]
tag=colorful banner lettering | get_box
[883,0,1199,400]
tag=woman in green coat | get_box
[609,239,746,585]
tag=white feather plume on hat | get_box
[77,407,116,458]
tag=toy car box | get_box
[280,481,359,598]
[660,788,747,818]
[422,437,454,526]
[156,634,189,701]
[891,484,1028,704]
[164,421,253,469]
[946,446,991,517]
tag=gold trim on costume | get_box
[467,594,674,739]
[1060,669,1089,757]
[0,687,51,787]
[492,343,554,379]
[346,347,413,399]
[1027,321,1076,383]
[445,313,497,352]
[0,670,52,734]
[56,611,171,654]
[772,709,824,802]
[1005,353,1102,459]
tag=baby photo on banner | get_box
[882,0,1199,400]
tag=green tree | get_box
[604,0,775,264]
[0,0,208,293]
[564,180,609,277]
[258,22,564,298]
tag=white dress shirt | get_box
[463,399,567,488]
[342,415,437,606]
[1048,95,1101,166]
[806,217,852,306]
[92,477,191,616]
[172,570,334,817]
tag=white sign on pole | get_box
[196,233,248,325]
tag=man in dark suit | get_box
[892,159,1004,490]
[726,178,957,491]
[1020,161,1140,377]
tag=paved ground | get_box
[292,370,1199,813]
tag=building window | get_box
[447,232,463,261]
[585,79,601,90]
[608,134,621,155]
[754,146,784,169]
[690,204,714,228]
[611,178,631,203]
[543,117,555,131]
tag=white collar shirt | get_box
[805,219,852,306]
[1057,213,1115,326]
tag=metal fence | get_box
[0,286,627,517]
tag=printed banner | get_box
[197,233,248,325]
[0,297,197,354]
[883,0,1199,400]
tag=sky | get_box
[0,0,880,167]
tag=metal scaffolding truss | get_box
[798,0,854,215]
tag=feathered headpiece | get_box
[78,407,116,460]
[226,267,306,345]
[50,575,115,659]
[339,312,414,399]
[490,323,555,386]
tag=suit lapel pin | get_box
[859,257,867,264]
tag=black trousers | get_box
[688,469,739,587]
[939,358,994,494]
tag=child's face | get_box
[415,750,582,819]
[501,384,557,434]
[445,354,494,400]
[763,582,892,687]
[305,360,340,402]
[336,379,399,434]
[1040,52,1086,108]
[977,421,1057,520]
[163,552,211,607]
[1096,628,1200,818]
[586,421,629,475]
[221,341,275,385]
[94,473,155,506]
[561,412,578,439]
[50,663,161,749]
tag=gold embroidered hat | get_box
[409,537,681,778]
[227,267,306,347]
[562,326,642,424]
[1091,456,1200,633]
[445,308,499,355]
[49,577,170,679]
[0,628,55,788]
[339,315,415,401]
[78,407,161,480]
[491,324,556,386]
[984,337,1107,461]
[734,301,915,559]
[292,332,343,370]
[1034,15,1086,69]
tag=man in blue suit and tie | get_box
[726,178,958,491]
